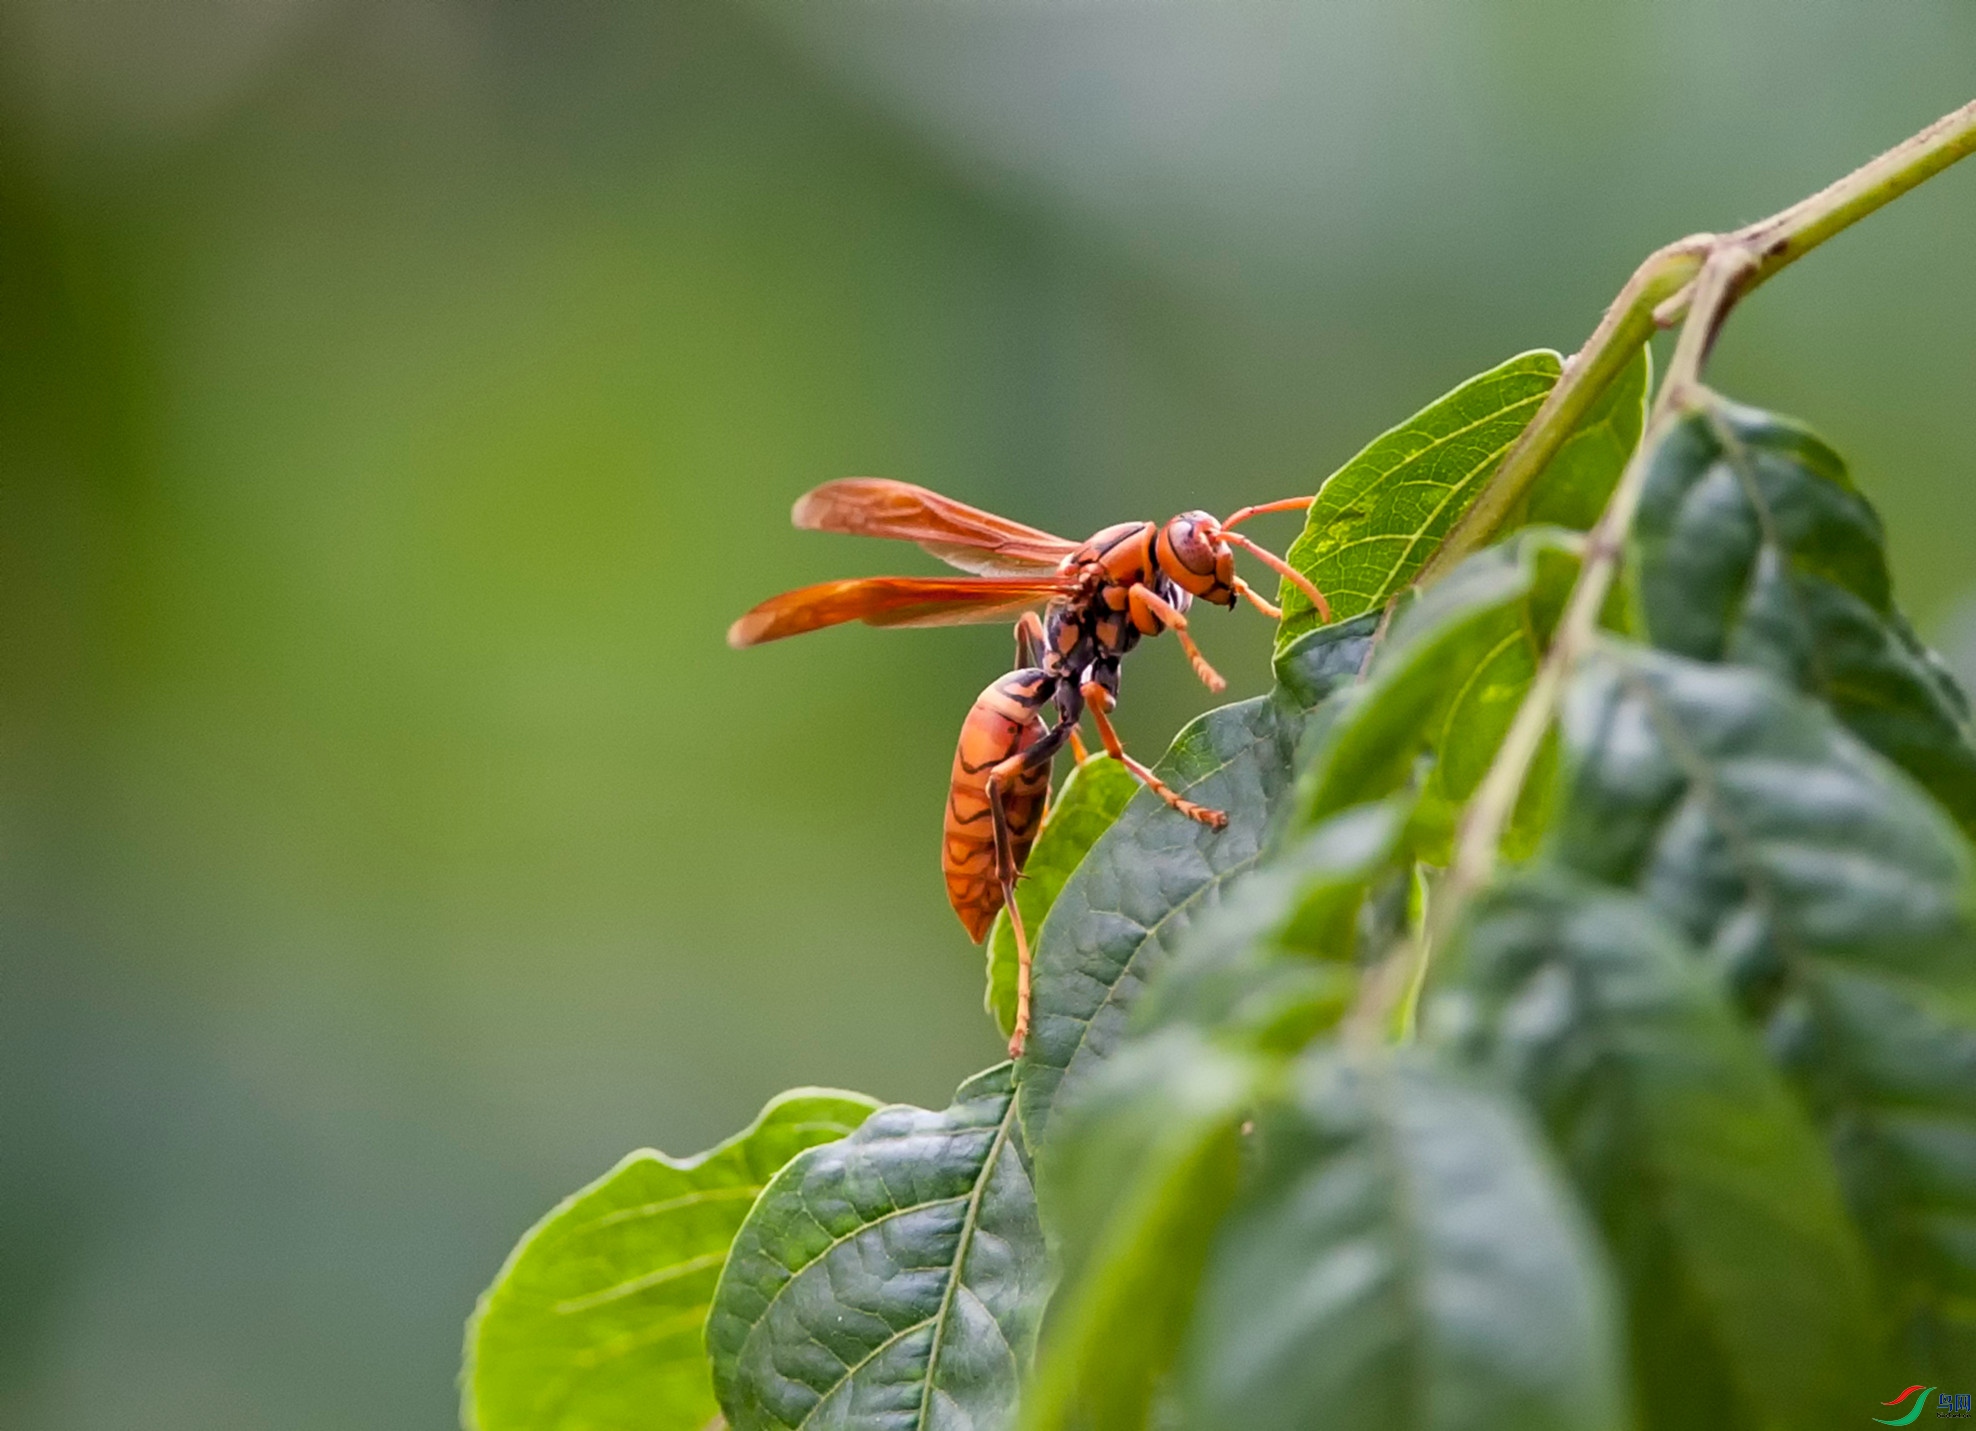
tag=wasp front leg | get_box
[1128,584,1226,693]
[1079,679,1228,830]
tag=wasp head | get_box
[1155,511,1239,606]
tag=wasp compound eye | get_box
[1158,511,1236,603]
[1158,511,1215,574]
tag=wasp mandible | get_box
[728,479,1331,1056]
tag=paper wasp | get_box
[729,479,1330,1055]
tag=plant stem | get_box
[1420,239,1705,583]
[1422,95,1976,587]
[1427,94,1976,955]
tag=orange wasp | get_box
[729,479,1330,1056]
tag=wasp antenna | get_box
[1220,496,1314,531]
[1224,531,1331,624]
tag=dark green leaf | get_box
[1018,800,1420,1429]
[1292,528,1581,860]
[464,1090,881,1431]
[1445,871,1879,1428]
[1277,350,1562,643]
[1179,1047,1627,1431]
[1633,396,1976,833]
[1016,615,1379,1144]
[1132,797,1414,1049]
[1021,1031,1259,1431]
[706,1065,1045,1431]
[987,756,1141,1039]
[1555,644,1976,1377]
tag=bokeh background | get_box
[1,1,1972,1425]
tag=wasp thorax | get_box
[1157,511,1238,604]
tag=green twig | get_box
[1423,95,1976,587]
[1411,95,1976,996]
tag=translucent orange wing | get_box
[792,479,1080,575]
[727,575,1073,648]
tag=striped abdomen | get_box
[944,669,1056,941]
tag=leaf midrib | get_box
[913,1098,1020,1431]
[1287,379,1550,622]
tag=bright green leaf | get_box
[1277,350,1561,643]
[705,1064,1045,1431]
[1632,395,1976,834]
[1555,644,1976,1378]
[987,755,1141,1039]
[1446,871,1880,1428]
[1015,614,1379,1145]
[1506,346,1651,531]
[1021,1030,1259,1431]
[463,1089,881,1431]
[1179,1046,1627,1431]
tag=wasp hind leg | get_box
[1014,611,1093,767]
[1080,679,1229,831]
[985,705,1079,1059]
[986,764,1039,1059]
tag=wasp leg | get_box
[986,758,1041,1059]
[1128,584,1226,692]
[1068,728,1091,765]
[1013,610,1047,669]
[987,823,1036,1060]
[985,696,1082,1058]
[1080,679,1228,830]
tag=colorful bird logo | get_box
[1876,1386,1936,1426]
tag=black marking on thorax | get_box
[1037,520,1187,683]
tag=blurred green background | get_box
[0,1,1971,1425]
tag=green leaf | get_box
[987,756,1141,1039]
[463,1089,882,1431]
[1505,346,1651,532]
[705,1064,1045,1431]
[1018,800,1417,1428]
[1277,350,1562,643]
[1179,1046,1627,1431]
[1633,395,1976,834]
[1445,871,1879,1428]
[1134,797,1415,1050]
[1293,528,1581,860]
[1020,1030,1259,1431]
[1555,644,1976,1377]
[1015,614,1379,1145]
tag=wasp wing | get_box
[727,575,1072,648]
[792,478,1079,575]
